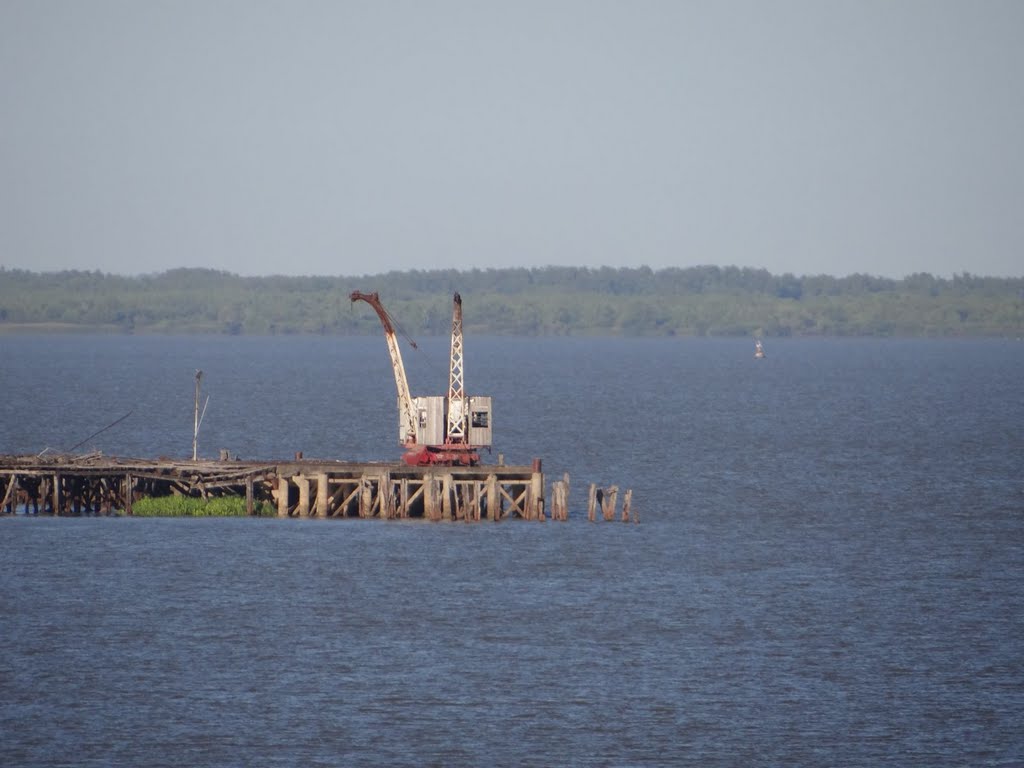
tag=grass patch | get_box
[130,495,275,517]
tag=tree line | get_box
[0,265,1021,337]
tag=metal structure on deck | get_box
[351,291,491,466]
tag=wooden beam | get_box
[338,485,360,518]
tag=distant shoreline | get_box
[2,266,1021,338]
[1,323,1020,340]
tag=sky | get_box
[1,1,1022,280]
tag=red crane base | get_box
[402,444,480,467]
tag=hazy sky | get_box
[2,1,1022,279]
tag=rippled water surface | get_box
[2,335,1023,766]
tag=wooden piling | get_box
[400,478,410,520]
[550,477,569,521]
[380,472,394,520]
[439,473,452,521]
[295,474,310,517]
[125,474,134,516]
[601,485,619,521]
[486,474,499,521]
[359,477,373,518]
[315,472,328,519]
[425,475,441,521]
[530,466,545,521]
[277,477,289,518]
[557,473,570,521]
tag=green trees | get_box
[0,265,1021,337]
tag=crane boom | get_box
[350,291,418,446]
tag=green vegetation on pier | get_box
[130,496,275,517]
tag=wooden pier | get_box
[0,453,549,521]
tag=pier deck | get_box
[0,453,547,521]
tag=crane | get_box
[351,290,492,466]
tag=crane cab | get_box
[468,396,492,448]
[400,394,492,451]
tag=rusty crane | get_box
[350,291,492,466]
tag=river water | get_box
[1,334,1022,766]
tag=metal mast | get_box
[446,292,466,444]
[192,369,203,460]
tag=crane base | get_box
[402,445,480,467]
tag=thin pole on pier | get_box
[192,370,203,461]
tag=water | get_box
[2,335,1023,766]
